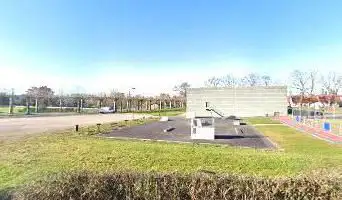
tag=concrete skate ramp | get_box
[102,117,275,149]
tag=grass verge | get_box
[244,116,282,125]
[133,108,185,116]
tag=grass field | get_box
[0,106,24,114]
[0,106,185,118]
[1,117,342,192]
[0,106,6,113]
[145,110,185,116]
[244,116,282,124]
[132,108,185,116]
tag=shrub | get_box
[13,171,342,200]
[0,189,12,200]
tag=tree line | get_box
[291,70,342,95]
[2,70,342,114]
[204,70,342,96]
[1,84,190,114]
[204,73,272,87]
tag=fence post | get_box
[77,100,80,113]
[35,98,39,113]
[59,98,63,112]
[25,97,31,115]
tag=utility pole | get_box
[126,93,129,112]
[128,87,136,118]
[8,88,14,115]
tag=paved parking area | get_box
[102,117,275,149]
[0,113,150,140]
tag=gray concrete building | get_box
[186,86,288,117]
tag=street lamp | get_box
[128,87,136,119]
[7,88,14,115]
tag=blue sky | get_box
[1,0,342,95]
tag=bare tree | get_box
[242,73,261,86]
[205,77,221,87]
[26,86,54,113]
[173,82,190,98]
[291,70,309,95]
[109,89,125,112]
[97,92,107,109]
[220,75,237,87]
[321,71,342,95]
[309,71,317,95]
[159,93,170,109]
[291,70,318,95]
[71,93,86,113]
[261,75,271,86]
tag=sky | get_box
[1,0,342,96]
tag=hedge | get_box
[12,171,342,200]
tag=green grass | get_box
[148,110,185,116]
[1,117,342,191]
[134,108,185,116]
[0,106,25,114]
[245,116,282,125]
[0,106,37,116]
[0,106,185,117]
[0,106,6,113]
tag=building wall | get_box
[186,86,288,117]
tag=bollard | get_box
[124,119,129,127]
[75,125,79,132]
[96,123,101,133]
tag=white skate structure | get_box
[190,117,215,140]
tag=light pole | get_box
[128,87,136,119]
[8,88,14,115]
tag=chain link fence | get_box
[289,106,342,136]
